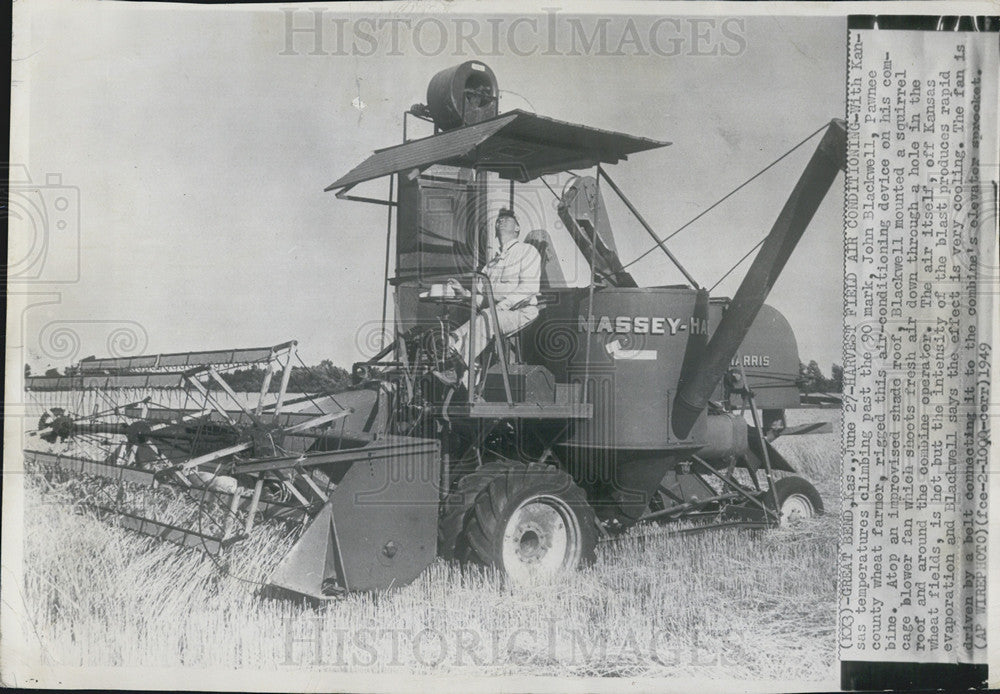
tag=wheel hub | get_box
[502,494,581,581]
[779,492,815,525]
[515,525,550,562]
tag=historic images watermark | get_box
[282,617,745,669]
[278,9,747,59]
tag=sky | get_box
[10,2,846,374]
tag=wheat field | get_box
[14,409,841,684]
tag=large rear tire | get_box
[767,475,823,526]
[463,463,598,582]
[437,460,519,560]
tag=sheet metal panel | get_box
[267,435,441,596]
[25,373,188,391]
[79,345,281,373]
[327,115,516,191]
[327,110,669,191]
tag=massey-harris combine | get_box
[24,61,845,598]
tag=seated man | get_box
[437,208,541,385]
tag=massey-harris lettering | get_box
[731,354,772,367]
[578,315,709,336]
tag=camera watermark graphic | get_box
[17,319,152,433]
[35,320,150,364]
[5,164,82,284]
[278,9,746,59]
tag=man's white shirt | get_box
[482,238,541,310]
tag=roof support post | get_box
[581,165,601,405]
[380,174,395,351]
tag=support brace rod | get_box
[597,167,699,288]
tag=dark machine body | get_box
[337,62,845,535]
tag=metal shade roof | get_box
[326,109,670,192]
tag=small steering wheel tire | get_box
[767,475,823,526]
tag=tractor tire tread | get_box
[437,460,519,560]
[463,463,598,572]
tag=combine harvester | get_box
[24,61,845,598]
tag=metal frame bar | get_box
[296,470,330,503]
[642,490,746,523]
[82,504,233,553]
[337,194,398,207]
[477,272,514,404]
[274,343,296,416]
[244,478,265,534]
[328,509,350,593]
[77,341,297,374]
[221,488,242,539]
[23,451,309,517]
[598,167,699,288]
[180,441,253,471]
[208,366,263,425]
[403,109,435,143]
[278,471,312,506]
[689,455,779,523]
[184,373,238,426]
[255,364,275,416]
[232,438,439,475]
[581,164,601,404]
[408,269,515,404]
[281,411,353,438]
[437,401,593,419]
[743,379,782,516]
[379,174,396,351]
[467,201,482,394]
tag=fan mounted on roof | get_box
[423,61,499,131]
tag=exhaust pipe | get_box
[673,119,846,438]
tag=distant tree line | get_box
[798,360,842,393]
[218,360,352,394]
